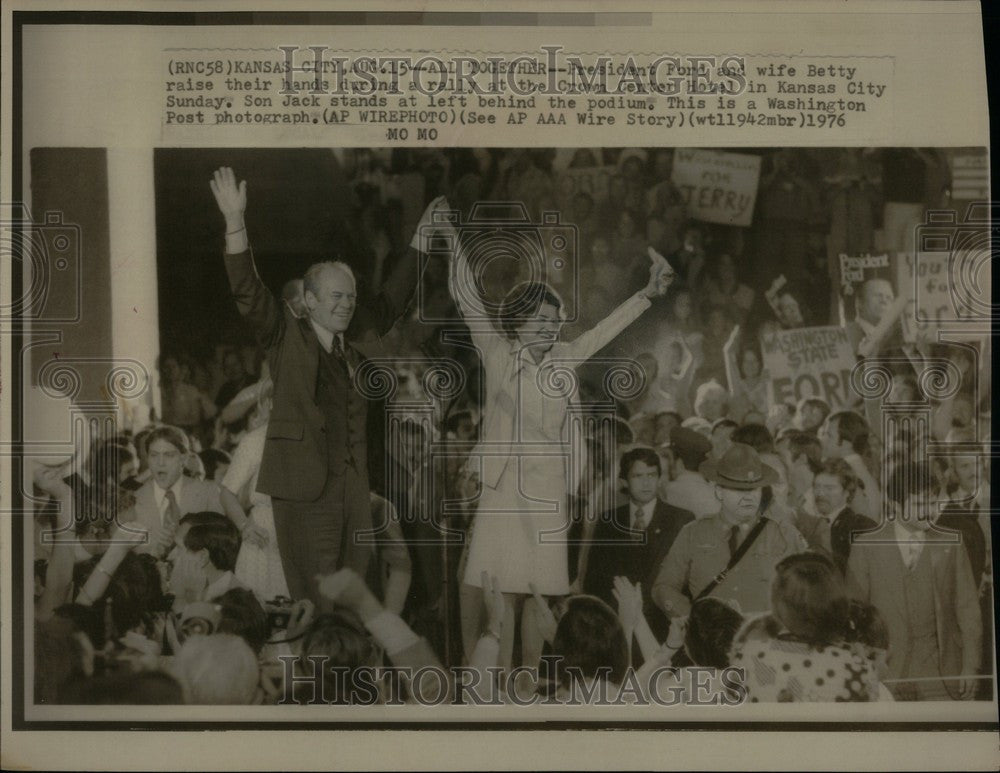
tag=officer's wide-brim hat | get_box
[700,442,779,490]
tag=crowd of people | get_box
[30,147,992,707]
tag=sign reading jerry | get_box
[671,148,761,227]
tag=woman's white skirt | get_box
[462,451,571,595]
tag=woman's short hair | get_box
[674,597,745,669]
[552,595,629,688]
[144,425,190,455]
[771,552,849,646]
[498,281,563,339]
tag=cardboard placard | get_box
[671,148,761,227]
[760,325,858,407]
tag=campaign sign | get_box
[760,325,857,408]
[671,149,761,227]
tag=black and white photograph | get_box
[23,143,995,706]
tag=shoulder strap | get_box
[694,517,769,602]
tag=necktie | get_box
[333,335,354,377]
[159,489,181,557]
[728,525,741,557]
[907,541,922,569]
[634,506,646,531]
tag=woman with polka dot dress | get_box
[731,552,890,702]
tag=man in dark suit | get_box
[795,458,877,575]
[211,167,447,606]
[584,446,693,643]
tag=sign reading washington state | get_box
[760,325,858,408]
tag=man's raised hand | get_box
[210,167,247,229]
[211,167,249,253]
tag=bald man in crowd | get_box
[211,167,448,605]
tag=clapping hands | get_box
[612,576,644,636]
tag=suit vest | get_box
[316,342,369,475]
[901,547,937,640]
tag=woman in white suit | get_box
[446,221,674,670]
